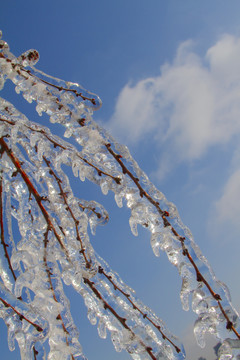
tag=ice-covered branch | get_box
[0,295,43,332]
[0,31,239,360]
[98,265,181,354]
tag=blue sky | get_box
[1,1,240,359]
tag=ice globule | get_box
[17,49,40,67]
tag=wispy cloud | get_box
[214,168,240,231]
[107,35,240,178]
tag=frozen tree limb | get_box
[0,31,239,360]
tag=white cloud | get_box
[107,35,240,177]
[182,323,219,360]
[214,168,240,229]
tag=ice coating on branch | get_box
[0,38,101,113]
[0,281,49,358]
[0,33,239,359]
[17,49,40,67]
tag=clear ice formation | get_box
[0,31,239,360]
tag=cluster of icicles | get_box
[0,31,239,360]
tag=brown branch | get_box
[1,138,73,356]
[98,266,181,353]
[1,149,38,357]
[217,300,240,337]
[0,296,43,331]
[105,143,240,340]
[105,144,164,212]
[83,277,157,360]
[0,52,97,106]
[0,117,121,185]
[79,156,121,184]
[42,156,91,269]
[33,346,38,360]
[181,247,221,300]
[24,70,97,105]
[78,202,109,222]
[43,228,76,360]
[0,137,70,261]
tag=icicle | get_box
[111,330,123,352]
[129,215,139,236]
[100,177,111,195]
[194,312,219,348]
[114,192,123,208]
[150,232,161,257]
[0,75,5,91]
[97,317,107,339]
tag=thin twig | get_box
[29,75,97,106]
[0,137,70,260]
[0,296,43,332]
[43,227,76,360]
[98,266,181,353]
[42,156,91,269]
[0,117,121,185]
[0,52,97,105]
[83,277,157,360]
[78,202,108,222]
